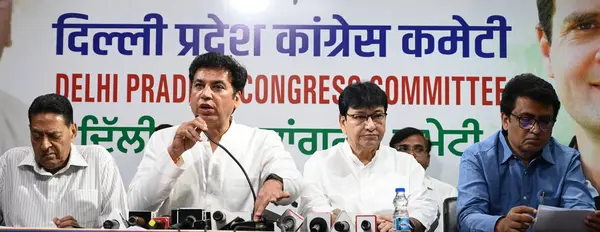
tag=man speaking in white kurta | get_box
[127,52,302,221]
[298,82,437,232]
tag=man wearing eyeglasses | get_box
[299,82,437,232]
[390,127,457,232]
[457,73,598,232]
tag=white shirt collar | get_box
[18,144,88,175]
[341,140,383,167]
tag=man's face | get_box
[29,113,77,173]
[340,107,386,151]
[501,97,555,159]
[538,0,600,132]
[392,134,430,170]
[189,68,240,124]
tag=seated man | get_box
[0,93,128,228]
[457,73,600,232]
[128,52,302,221]
[299,82,437,232]
[390,127,457,232]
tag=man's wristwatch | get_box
[265,173,284,190]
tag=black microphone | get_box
[102,219,120,229]
[127,216,145,228]
[219,217,245,230]
[293,0,298,5]
[309,217,327,232]
[213,210,225,222]
[184,215,197,228]
[277,216,295,231]
[169,215,197,229]
[334,221,350,232]
[361,220,371,231]
[194,115,257,219]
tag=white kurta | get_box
[425,176,458,232]
[299,141,438,229]
[128,120,303,216]
[0,144,129,228]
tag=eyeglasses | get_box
[395,144,428,156]
[346,113,387,124]
[510,113,555,132]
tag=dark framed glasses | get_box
[510,113,555,132]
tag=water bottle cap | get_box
[395,188,405,192]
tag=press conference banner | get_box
[0,0,578,190]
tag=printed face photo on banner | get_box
[537,0,600,188]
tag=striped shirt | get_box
[0,144,129,228]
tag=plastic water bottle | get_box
[393,187,411,232]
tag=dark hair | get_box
[568,135,578,148]
[537,0,555,44]
[154,124,173,132]
[188,52,248,95]
[500,73,560,120]
[28,93,74,125]
[338,81,388,116]
[389,127,432,154]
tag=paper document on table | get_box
[532,205,594,232]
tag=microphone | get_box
[355,215,376,232]
[307,212,331,232]
[332,210,354,232]
[218,216,245,230]
[213,210,225,223]
[278,217,295,231]
[309,218,327,232]
[103,219,120,229]
[127,211,152,229]
[212,210,251,230]
[194,116,257,218]
[183,215,197,229]
[148,219,165,229]
[193,116,281,231]
[360,221,370,231]
[169,215,197,229]
[334,221,350,232]
[275,209,304,232]
[148,217,170,229]
[293,0,298,5]
[128,216,145,228]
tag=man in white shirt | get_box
[0,93,128,228]
[0,0,29,154]
[389,127,458,232]
[128,52,302,222]
[299,82,437,232]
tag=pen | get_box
[541,191,545,205]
